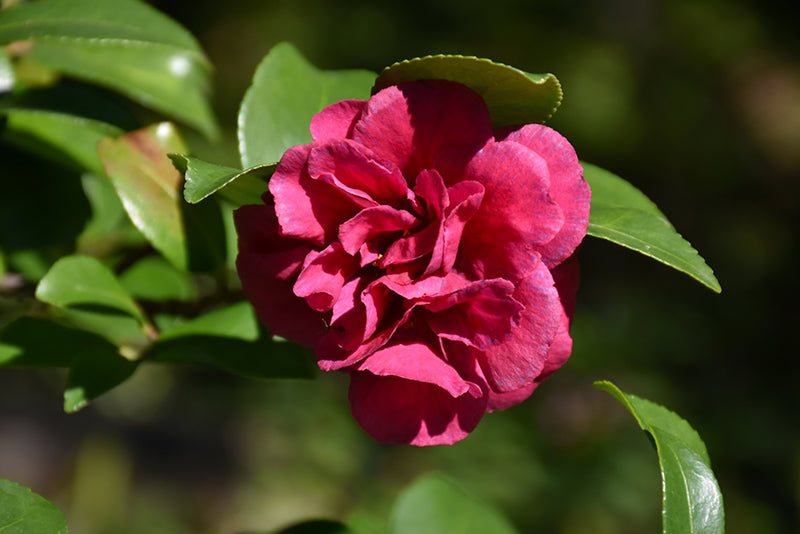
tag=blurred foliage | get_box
[1,0,798,533]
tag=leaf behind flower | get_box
[373,55,562,127]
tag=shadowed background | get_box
[1,0,798,532]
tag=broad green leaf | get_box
[36,255,145,322]
[373,56,562,127]
[0,0,198,48]
[390,475,518,534]
[77,172,145,255]
[0,479,68,534]
[2,109,122,172]
[0,48,14,92]
[158,301,258,342]
[583,163,721,293]
[119,256,196,302]
[147,305,315,380]
[238,42,375,168]
[595,381,725,534]
[0,0,217,138]
[170,154,273,205]
[63,349,138,412]
[97,123,189,269]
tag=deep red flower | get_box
[235,79,590,445]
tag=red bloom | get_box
[235,80,590,445]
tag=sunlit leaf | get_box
[374,55,562,126]
[77,172,145,255]
[2,109,122,172]
[158,301,258,342]
[0,0,217,138]
[595,381,725,534]
[0,479,68,534]
[36,255,145,322]
[583,162,721,293]
[119,255,196,302]
[238,42,375,168]
[170,154,273,205]
[0,48,14,93]
[97,122,188,269]
[390,475,518,534]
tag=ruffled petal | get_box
[452,140,564,281]
[473,260,562,392]
[269,144,361,245]
[293,243,359,312]
[310,100,366,141]
[352,80,493,179]
[496,125,590,268]
[338,205,419,260]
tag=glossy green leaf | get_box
[595,381,725,534]
[583,163,721,293]
[63,349,138,413]
[238,42,375,168]
[0,0,198,48]
[147,304,315,380]
[77,172,145,255]
[2,109,122,172]
[390,475,518,534]
[374,55,562,127]
[0,0,217,138]
[119,256,196,302]
[0,49,14,93]
[97,123,189,269]
[0,478,68,534]
[170,154,273,206]
[36,255,145,322]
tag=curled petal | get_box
[453,140,563,281]
[270,144,361,245]
[497,125,590,268]
[310,100,366,141]
[307,138,411,207]
[338,205,419,258]
[293,243,359,312]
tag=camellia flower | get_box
[235,79,590,445]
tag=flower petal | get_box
[349,372,486,445]
[269,144,361,245]
[473,260,562,392]
[497,125,590,268]
[310,99,366,141]
[338,205,419,259]
[352,80,493,179]
[307,138,411,207]
[450,140,563,281]
[293,243,359,312]
[234,205,326,345]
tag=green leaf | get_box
[77,172,146,255]
[170,154,273,205]
[583,163,721,293]
[595,381,725,534]
[389,475,518,534]
[373,55,562,127]
[147,303,315,380]
[0,0,217,138]
[0,478,68,534]
[97,122,189,269]
[238,42,375,168]
[36,255,145,322]
[63,349,138,413]
[2,109,122,173]
[119,255,196,302]
[0,317,113,368]
[273,520,352,534]
[0,48,14,93]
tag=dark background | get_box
[1,0,798,532]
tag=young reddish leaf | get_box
[97,122,189,269]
